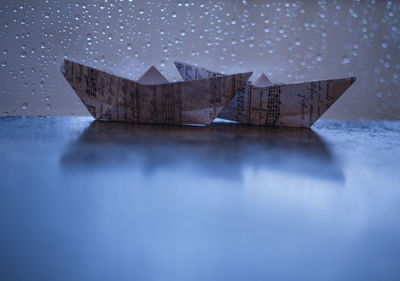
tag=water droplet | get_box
[171,12,177,18]
[20,52,27,58]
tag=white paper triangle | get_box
[252,73,272,87]
[137,66,169,85]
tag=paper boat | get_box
[61,59,252,125]
[175,61,356,127]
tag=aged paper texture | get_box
[62,59,252,125]
[175,61,356,127]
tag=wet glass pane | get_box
[0,1,399,119]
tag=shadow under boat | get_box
[61,121,343,182]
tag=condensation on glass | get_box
[0,0,398,120]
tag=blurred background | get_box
[0,0,399,120]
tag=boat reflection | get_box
[61,121,343,181]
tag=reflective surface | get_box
[1,1,400,120]
[1,117,400,281]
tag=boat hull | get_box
[61,59,251,125]
[175,61,356,127]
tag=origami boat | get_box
[61,59,252,125]
[175,61,356,127]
